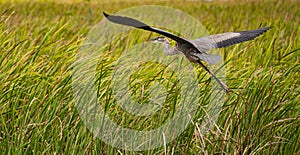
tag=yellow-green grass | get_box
[0,0,299,154]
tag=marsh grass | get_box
[0,0,299,154]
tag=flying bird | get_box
[103,12,271,93]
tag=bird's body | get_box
[103,12,272,93]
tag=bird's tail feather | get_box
[193,53,222,64]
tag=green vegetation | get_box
[0,0,299,154]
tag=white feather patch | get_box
[208,32,241,43]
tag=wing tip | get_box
[260,26,273,34]
[103,12,109,17]
[265,26,273,30]
[259,23,273,32]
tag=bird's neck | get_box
[162,40,171,50]
[164,39,170,44]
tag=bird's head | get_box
[148,36,167,43]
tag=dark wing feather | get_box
[103,12,189,44]
[103,12,149,28]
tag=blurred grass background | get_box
[0,0,299,154]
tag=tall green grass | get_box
[0,0,299,154]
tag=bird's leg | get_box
[195,60,229,93]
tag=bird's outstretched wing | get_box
[103,12,190,44]
[103,12,223,64]
[192,27,272,50]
